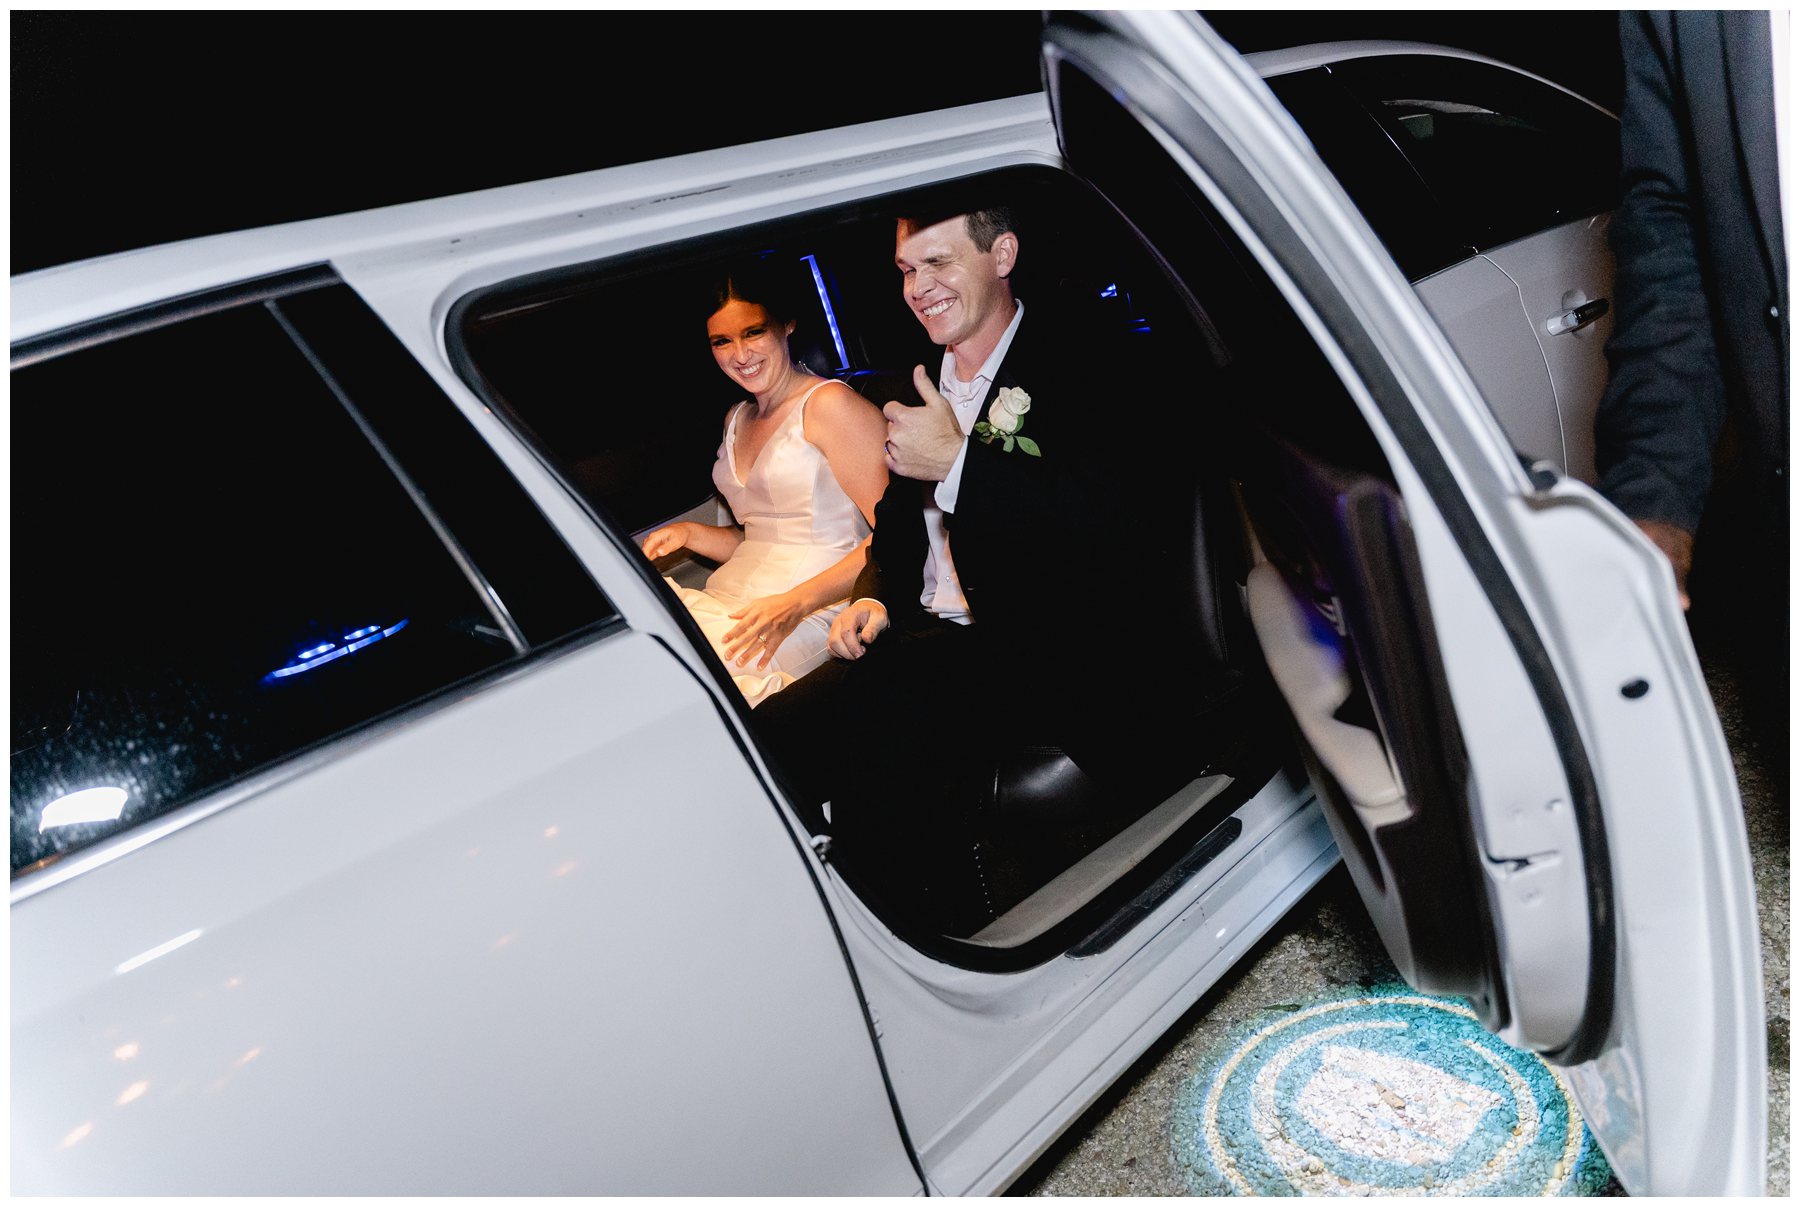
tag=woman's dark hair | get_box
[702,257,799,328]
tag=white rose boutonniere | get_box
[970,386,1041,456]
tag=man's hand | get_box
[882,365,963,481]
[828,599,890,660]
[1636,518,1695,610]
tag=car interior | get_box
[452,157,1413,970]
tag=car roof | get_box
[1245,39,1615,115]
[11,94,1055,343]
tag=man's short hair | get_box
[962,206,1018,253]
[897,204,1019,253]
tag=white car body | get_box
[11,14,1764,1196]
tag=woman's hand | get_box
[722,592,811,670]
[640,522,692,560]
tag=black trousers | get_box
[1688,472,1789,778]
[753,617,1021,929]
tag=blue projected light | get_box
[265,619,410,682]
[801,254,850,372]
[1171,984,1614,1196]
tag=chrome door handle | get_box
[1545,297,1610,335]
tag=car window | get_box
[1330,55,1621,252]
[1262,68,1471,281]
[275,284,616,647]
[11,298,545,875]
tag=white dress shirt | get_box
[919,300,1025,623]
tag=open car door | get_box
[1041,11,1765,1196]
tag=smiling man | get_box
[754,198,1209,934]
[841,206,1026,642]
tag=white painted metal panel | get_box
[1414,255,1566,473]
[12,634,917,1195]
[1482,215,1618,484]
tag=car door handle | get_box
[1545,297,1609,336]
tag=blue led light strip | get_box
[802,254,849,373]
[266,619,410,681]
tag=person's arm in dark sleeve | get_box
[1595,10,1728,538]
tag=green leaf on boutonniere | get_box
[1002,433,1016,452]
[1016,436,1041,456]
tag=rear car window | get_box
[1331,55,1621,252]
[1263,68,1471,281]
[12,297,560,874]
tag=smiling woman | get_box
[641,260,888,706]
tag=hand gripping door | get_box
[1041,11,1765,1195]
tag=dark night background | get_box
[11,10,1624,275]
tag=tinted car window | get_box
[1331,55,1621,252]
[1263,68,1471,281]
[12,302,520,874]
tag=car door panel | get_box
[1413,255,1567,472]
[1317,50,1621,485]
[12,627,920,1194]
[1042,11,1765,1195]
[1260,63,1571,479]
[1482,215,1617,483]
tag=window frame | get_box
[1326,53,1622,253]
[446,164,1289,972]
[10,269,624,893]
[1261,66,1473,281]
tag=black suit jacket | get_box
[849,296,1204,776]
[1596,10,1789,533]
[854,299,1173,638]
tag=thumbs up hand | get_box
[881,365,964,482]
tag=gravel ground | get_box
[1012,632,1788,1197]
[1698,627,1789,1198]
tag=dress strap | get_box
[791,377,835,422]
[722,400,751,479]
[724,399,751,440]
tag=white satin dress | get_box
[667,381,871,707]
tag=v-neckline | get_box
[729,386,810,488]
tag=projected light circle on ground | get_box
[1171,985,1613,1196]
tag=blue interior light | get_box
[266,619,410,682]
[802,254,850,373]
[1100,283,1119,298]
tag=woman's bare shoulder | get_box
[807,379,883,425]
